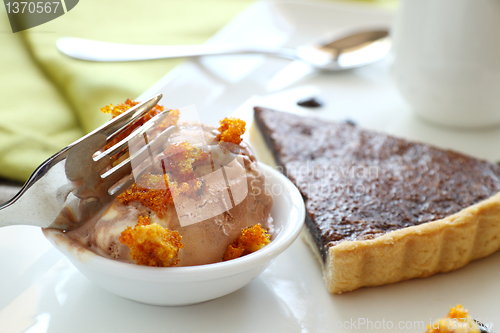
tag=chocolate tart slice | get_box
[253,107,500,293]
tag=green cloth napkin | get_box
[0,0,397,183]
[0,0,257,182]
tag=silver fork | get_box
[0,94,172,230]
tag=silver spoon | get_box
[56,28,390,71]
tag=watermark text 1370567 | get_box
[3,0,79,32]
[5,2,59,13]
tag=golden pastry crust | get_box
[306,191,500,294]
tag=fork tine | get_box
[108,174,136,196]
[94,108,169,162]
[66,94,163,153]
[101,125,177,181]
[100,94,163,139]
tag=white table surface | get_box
[2,1,500,332]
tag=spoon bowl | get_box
[296,29,391,70]
[57,27,391,71]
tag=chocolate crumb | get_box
[297,97,323,108]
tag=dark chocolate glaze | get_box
[254,107,500,262]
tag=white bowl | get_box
[44,163,305,306]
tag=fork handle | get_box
[0,186,62,228]
[0,199,50,228]
[0,160,71,228]
[56,38,298,62]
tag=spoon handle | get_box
[57,37,297,62]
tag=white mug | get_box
[392,0,500,128]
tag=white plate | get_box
[2,1,500,332]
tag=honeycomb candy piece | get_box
[426,304,483,333]
[160,141,209,183]
[119,216,184,267]
[223,224,271,261]
[101,99,140,118]
[117,174,173,218]
[217,117,246,145]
